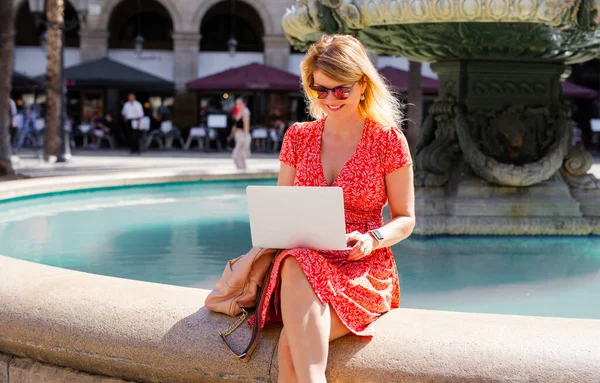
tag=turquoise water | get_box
[1,179,599,319]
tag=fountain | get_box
[282,0,600,235]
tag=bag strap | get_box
[219,252,278,362]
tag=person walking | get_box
[8,98,17,147]
[16,103,39,150]
[229,97,251,169]
[121,93,144,154]
[256,34,415,382]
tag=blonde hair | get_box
[300,34,403,128]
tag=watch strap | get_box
[368,230,383,245]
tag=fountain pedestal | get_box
[282,0,600,235]
[414,60,600,234]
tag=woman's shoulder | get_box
[368,119,406,141]
[367,119,410,159]
[286,118,323,138]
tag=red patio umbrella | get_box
[379,66,599,100]
[562,81,599,100]
[186,63,302,92]
[378,66,439,95]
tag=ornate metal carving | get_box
[469,106,559,165]
[414,96,462,187]
[561,147,600,189]
[283,1,600,63]
[472,80,547,97]
[455,106,570,187]
[563,146,593,176]
[284,0,590,29]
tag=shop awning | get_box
[12,71,41,89]
[379,66,599,100]
[562,81,599,100]
[36,57,174,91]
[186,63,302,92]
[378,66,439,95]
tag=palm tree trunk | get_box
[0,0,15,176]
[44,0,65,161]
[407,61,423,155]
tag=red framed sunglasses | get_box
[309,83,356,100]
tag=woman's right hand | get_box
[346,231,375,261]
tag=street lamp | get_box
[134,34,145,55]
[228,0,236,57]
[135,0,144,55]
[227,37,237,57]
[29,0,89,162]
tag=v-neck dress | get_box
[258,117,412,336]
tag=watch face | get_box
[371,230,384,240]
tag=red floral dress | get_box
[258,117,412,336]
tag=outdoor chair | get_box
[94,129,116,149]
[75,124,95,147]
[206,128,222,151]
[15,116,41,149]
[34,118,46,147]
[268,128,281,152]
[251,127,268,152]
[138,116,151,151]
[11,114,23,147]
[205,114,228,152]
[145,121,184,150]
[184,126,207,150]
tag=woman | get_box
[229,97,251,169]
[259,34,415,382]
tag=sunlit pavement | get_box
[2,148,600,180]
[5,149,281,179]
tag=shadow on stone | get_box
[161,306,280,382]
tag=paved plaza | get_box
[2,149,599,181]
[1,149,281,181]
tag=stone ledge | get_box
[5,356,128,383]
[1,255,599,382]
[414,216,599,236]
[1,354,9,383]
[0,170,278,203]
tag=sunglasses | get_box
[309,83,356,100]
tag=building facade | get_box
[11,0,436,91]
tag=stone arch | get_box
[13,0,81,47]
[97,0,182,33]
[191,0,274,37]
[199,0,265,52]
[107,0,174,50]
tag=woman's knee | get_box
[280,256,305,281]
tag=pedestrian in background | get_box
[228,97,251,169]
[121,93,144,154]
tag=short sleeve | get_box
[383,127,412,175]
[279,123,298,168]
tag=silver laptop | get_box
[246,186,348,250]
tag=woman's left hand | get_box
[346,231,375,261]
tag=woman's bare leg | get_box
[279,257,351,382]
[277,307,350,383]
[277,328,298,383]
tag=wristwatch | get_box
[368,230,384,246]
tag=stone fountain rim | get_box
[1,254,600,382]
[283,0,599,32]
